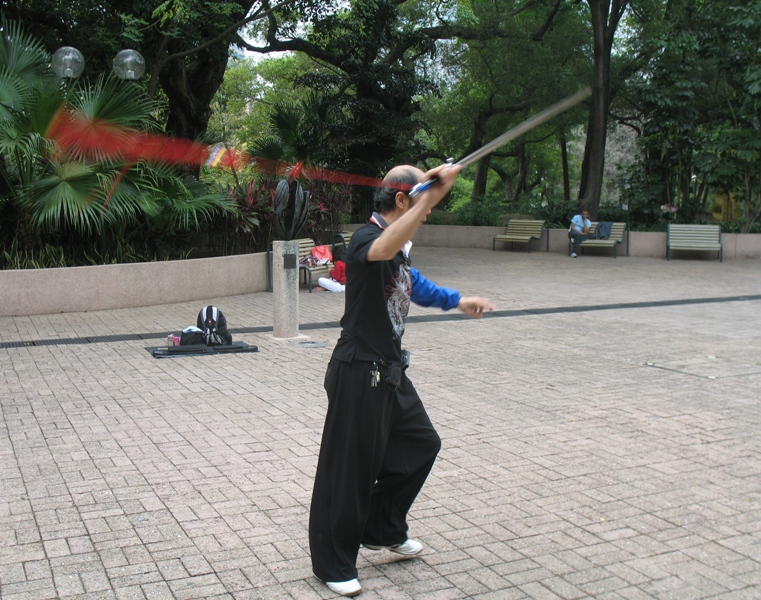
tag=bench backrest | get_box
[295,238,317,260]
[668,224,721,244]
[334,231,353,250]
[505,219,546,237]
[588,222,626,242]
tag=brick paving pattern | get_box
[1,248,760,599]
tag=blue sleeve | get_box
[410,268,461,311]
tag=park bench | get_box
[267,238,333,293]
[667,223,723,262]
[572,221,628,258]
[493,219,548,252]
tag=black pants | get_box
[569,231,595,254]
[309,359,441,582]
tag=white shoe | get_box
[324,578,362,597]
[570,252,577,258]
[364,539,424,556]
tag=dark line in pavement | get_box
[1,294,759,350]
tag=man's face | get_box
[582,210,589,219]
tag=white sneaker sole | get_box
[363,540,424,556]
[324,579,362,597]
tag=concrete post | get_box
[272,240,300,339]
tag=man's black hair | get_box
[373,168,419,213]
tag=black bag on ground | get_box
[197,306,233,346]
[180,328,206,345]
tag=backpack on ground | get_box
[197,306,233,346]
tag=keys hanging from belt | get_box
[370,364,380,387]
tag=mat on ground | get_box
[146,341,258,358]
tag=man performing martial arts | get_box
[309,163,495,597]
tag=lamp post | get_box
[51,46,85,78]
[51,46,146,80]
[112,50,146,80]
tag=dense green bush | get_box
[426,194,505,226]
[0,19,239,269]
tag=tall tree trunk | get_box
[579,0,628,219]
[560,128,570,203]
[511,142,528,202]
[471,154,491,201]
[160,47,229,147]
[154,0,250,176]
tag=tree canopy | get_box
[2,0,760,245]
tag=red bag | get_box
[311,245,332,264]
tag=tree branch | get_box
[531,0,563,41]
[235,35,337,64]
[152,0,299,76]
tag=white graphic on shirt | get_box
[386,263,411,339]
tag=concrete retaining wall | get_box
[0,253,268,317]
[1,226,758,316]
[412,225,761,260]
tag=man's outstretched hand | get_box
[457,297,495,319]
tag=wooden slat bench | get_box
[296,239,332,292]
[493,219,547,252]
[573,222,628,258]
[267,238,333,293]
[667,224,723,262]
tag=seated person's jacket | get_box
[329,260,347,284]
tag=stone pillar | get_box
[272,240,299,338]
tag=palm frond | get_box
[159,191,236,231]
[0,18,49,88]
[127,163,235,231]
[270,101,302,141]
[248,135,286,161]
[29,162,106,234]
[72,75,158,129]
[26,79,66,136]
[0,67,28,120]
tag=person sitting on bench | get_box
[314,244,347,292]
[568,208,593,258]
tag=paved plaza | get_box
[1,247,760,599]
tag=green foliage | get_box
[248,93,330,164]
[0,20,241,267]
[302,180,354,244]
[417,0,591,204]
[618,0,761,232]
[427,195,505,227]
[532,198,581,229]
[198,176,273,256]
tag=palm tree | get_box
[248,92,330,167]
[0,17,235,266]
